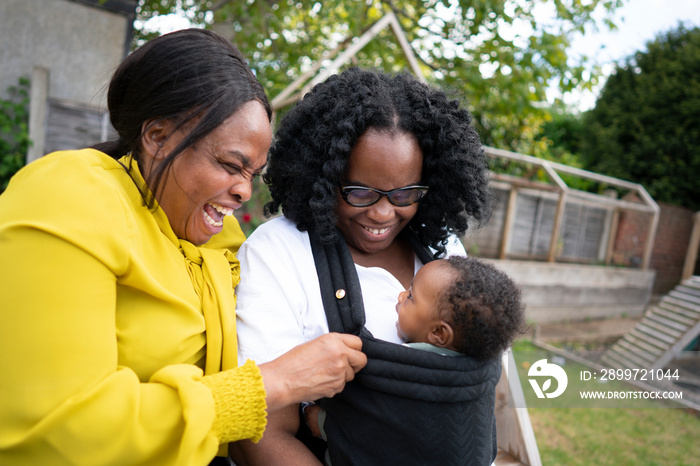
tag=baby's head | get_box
[395,256,524,360]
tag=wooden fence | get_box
[463,147,660,270]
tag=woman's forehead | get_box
[345,129,423,186]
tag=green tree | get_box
[581,24,700,210]
[135,0,622,154]
[539,104,585,158]
[0,77,31,193]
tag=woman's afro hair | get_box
[264,67,491,256]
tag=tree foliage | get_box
[0,77,30,193]
[134,0,622,155]
[581,24,700,210]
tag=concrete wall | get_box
[0,0,131,106]
[485,259,656,324]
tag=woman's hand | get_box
[258,333,366,412]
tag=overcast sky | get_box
[571,0,700,63]
[566,0,700,109]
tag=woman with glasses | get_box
[232,67,492,464]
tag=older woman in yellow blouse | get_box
[0,29,366,465]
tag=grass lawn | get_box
[513,339,700,465]
[529,406,700,465]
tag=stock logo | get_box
[528,358,568,398]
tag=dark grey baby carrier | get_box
[302,229,501,466]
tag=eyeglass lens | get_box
[344,186,427,207]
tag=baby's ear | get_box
[428,321,454,348]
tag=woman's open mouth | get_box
[203,202,233,228]
[363,225,390,236]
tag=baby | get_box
[395,255,525,359]
[305,255,524,439]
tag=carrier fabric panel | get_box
[322,381,498,466]
[320,336,501,466]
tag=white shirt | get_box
[235,216,466,365]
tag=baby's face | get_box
[395,260,452,343]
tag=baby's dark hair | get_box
[264,67,490,257]
[440,256,525,360]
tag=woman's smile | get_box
[202,202,236,230]
[363,224,390,235]
[359,223,395,242]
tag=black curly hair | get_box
[440,256,525,360]
[264,67,490,257]
[93,29,271,206]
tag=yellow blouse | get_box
[0,149,266,465]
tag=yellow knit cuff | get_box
[201,360,267,443]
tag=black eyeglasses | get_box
[339,185,429,207]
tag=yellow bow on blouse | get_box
[179,240,240,375]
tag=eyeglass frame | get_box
[339,185,429,207]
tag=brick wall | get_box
[611,201,650,269]
[650,203,695,294]
[613,199,695,295]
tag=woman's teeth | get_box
[364,226,389,235]
[210,203,234,216]
[203,211,223,227]
[203,202,234,228]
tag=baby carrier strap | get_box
[308,229,366,336]
[309,227,432,336]
[307,229,500,465]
